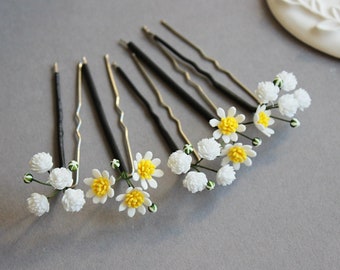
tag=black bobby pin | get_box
[81,59,127,173]
[53,63,66,168]
[150,34,257,112]
[125,41,215,121]
[113,63,178,153]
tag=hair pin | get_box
[24,63,85,216]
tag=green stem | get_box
[32,178,52,187]
[47,189,60,199]
[194,164,218,173]
[271,115,290,123]
[266,104,279,110]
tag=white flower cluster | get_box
[168,71,311,194]
[255,71,311,118]
[24,152,85,216]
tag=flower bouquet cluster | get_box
[167,71,311,193]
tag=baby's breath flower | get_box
[48,167,73,190]
[216,164,236,186]
[253,105,275,137]
[275,71,297,91]
[116,187,152,217]
[221,143,257,170]
[148,203,158,213]
[197,137,221,160]
[290,118,300,128]
[61,188,86,212]
[255,81,279,103]
[278,94,299,118]
[167,150,192,175]
[183,171,208,193]
[133,151,164,190]
[206,180,216,190]
[83,169,115,204]
[23,173,33,184]
[27,193,49,216]
[294,88,311,111]
[209,107,246,143]
[29,152,53,174]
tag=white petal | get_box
[227,106,236,117]
[136,152,142,161]
[148,178,158,189]
[107,188,114,198]
[109,176,116,185]
[137,205,146,215]
[244,158,252,166]
[92,196,100,204]
[209,119,219,127]
[119,202,127,212]
[237,124,246,132]
[233,163,241,170]
[152,158,161,167]
[153,169,164,178]
[127,208,136,217]
[235,114,245,122]
[144,198,152,206]
[141,179,148,190]
[102,170,109,179]
[132,173,139,181]
[144,151,153,160]
[83,177,93,186]
[221,157,230,166]
[92,169,101,179]
[99,195,108,204]
[222,135,231,143]
[217,107,226,118]
[213,129,222,140]
[247,149,257,157]
[116,194,125,202]
[86,189,94,198]
[230,133,238,142]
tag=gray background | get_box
[1,0,339,269]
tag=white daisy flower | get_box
[254,81,280,103]
[61,188,86,212]
[197,137,221,161]
[116,187,152,218]
[133,151,164,190]
[253,105,275,137]
[48,167,73,190]
[216,164,236,186]
[27,193,49,216]
[278,94,299,118]
[29,152,53,174]
[183,171,208,193]
[83,169,115,204]
[275,71,297,91]
[167,150,192,175]
[221,143,257,170]
[209,107,246,143]
[294,88,311,111]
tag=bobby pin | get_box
[121,40,215,122]
[130,52,200,161]
[160,20,261,105]
[72,62,83,187]
[53,63,66,168]
[81,57,127,173]
[143,26,218,113]
[112,62,178,153]
[104,54,134,173]
[143,26,257,112]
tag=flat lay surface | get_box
[1,1,339,269]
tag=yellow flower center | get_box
[138,159,155,179]
[257,112,270,128]
[228,146,247,163]
[91,177,110,197]
[218,117,238,135]
[125,190,145,208]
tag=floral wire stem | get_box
[143,26,218,113]
[129,51,200,161]
[160,20,261,105]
